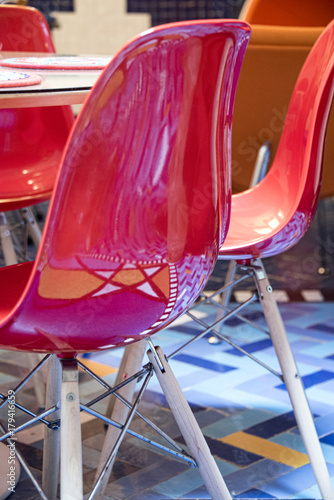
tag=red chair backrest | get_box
[0,21,250,355]
[266,20,334,236]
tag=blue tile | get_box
[183,389,247,411]
[276,370,334,390]
[321,432,334,446]
[260,462,334,497]
[172,353,236,373]
[218,388,291,413]
[245,411,297,438]
[300,340,334,358]
[287,325,334,342]
[310,323,334,334]
[226,339,273,357]
[235,488,278,498]
[224,459,292,495]
[290,478,334,499]
[292,353,334,371]
[314,412,334,437]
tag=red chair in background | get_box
[0,20,250,499]
[0,5,74,265]
[234,0,334,273]
[187,20,334,499]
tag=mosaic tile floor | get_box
[0,299,334,499]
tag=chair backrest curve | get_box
[263,20,334,227]
[1,21,250,354]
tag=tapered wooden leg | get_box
[28,353,46,409]
[60,359,83,500]
[210,259,238,344]
[19,207,42,249]
[148,346,232,500]
[0,212,17,266]
[42,356,62,500]
[93,340,147,499]
[254,260,334,500]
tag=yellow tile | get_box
[221,431,309,468]
[78,357,117,377]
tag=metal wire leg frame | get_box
[0,343,232,500]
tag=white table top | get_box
[0,53,105,108]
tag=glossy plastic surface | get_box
[220,20,334,260]
[0,20,250,354]
[0,5,74,211]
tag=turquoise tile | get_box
[271,431,334,464]
[152,467,204,498]
[203,408,276,439]
[270,432,307,453]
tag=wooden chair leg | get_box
[28,353,47,409]
[0,212,18,266]
[42,355,62,500]
[60,359,83,500]
[19,207,42,249]
[93,340,147,499]
[254,260,334,500]
[148,346,232,500]
[209,259,238,344]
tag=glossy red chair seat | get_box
[0,20,250,499]
[0,5,74,264]
[188,20,334,499]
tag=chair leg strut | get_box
[147,345,232,500]
[253,260,334,500]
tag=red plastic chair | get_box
[0,5,74,264]
[0,20,250,499]
[187,20,334,499]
